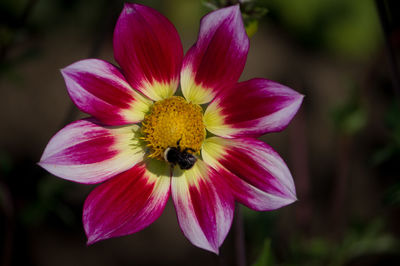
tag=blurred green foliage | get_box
[372,100,400,208]
[243,206,277,252]
[372,101,400,165]
[20,175,77,226]
[265,0,381,59]
[250,219,399,265]
[203,0,381,59]
[384,101,400,146]
[331,88,367,136]
[383,182,400,206]
[332,219,399,265]
[0,150,13,175]
[253,238,275,266]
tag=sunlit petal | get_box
[202,137,297,211]
[114,3,183,101]
[62,59,152,126]
[204,78,304,138]
[84,160,171,244]
[181,5,249,104]
[39,119,145,184]
[171,160,234,254]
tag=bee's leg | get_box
[176,138,182,147]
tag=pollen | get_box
[141,96,206,160]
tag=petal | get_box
[171,160,234,254]
[202,137,297,211]
[83,160,171,244]
[181,5,249,104]
[204,78,304,138]
[113,3,183,101]
[38,119,145,184]
[62,59,152,126]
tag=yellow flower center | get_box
[141,96,206,160]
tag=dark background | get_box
[1,0,399,265]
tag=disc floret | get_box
[141,96,206,160]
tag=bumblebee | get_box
[164,140,197,170]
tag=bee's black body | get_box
[164,141,197,170]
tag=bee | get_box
[164,139,197,170]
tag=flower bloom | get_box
[39,3,303,254]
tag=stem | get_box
[234,204,246,266]
[288,107,312,232]
[375,0,400,97]
[0,181,14,266]
[330,135,350,238]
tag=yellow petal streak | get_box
[181,68,214,104]
[141,79,178,101]
[142,96,206,160]
[203,99,238,137]
[201,137,229,169]
[121,92,153,122]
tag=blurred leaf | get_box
[202,0,219,10]
[372,100,400,165]
[385,101,400,129]
[0,25,14,47]
[331,89,367,135]
[38,174,68,200]
[54,202,76,226]
[21,201,47,225]
[246,20,258,37]
[264,0,381,59]
[324,0,380,59]
[371,144,398,165]
[385,100,400,145]
[307,238,332,260]
[284,237,334,266]
[331,219,400,265]
[20,175,76,226]
[0,150,13,174]
[282,219,399,265]
[383,182,400,206]
[253,238,275,266]
[243,207,277,249]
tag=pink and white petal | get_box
[38,119,145,184]
[83,159,171,244]
[113,3,183,101]
[204,78,304,138]
[62,59,152,126]
[171,160,234,254]
[202,137,297,211]
[181,5,249,104]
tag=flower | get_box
[38,3,303,254]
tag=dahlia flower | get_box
[39,3,303,253]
